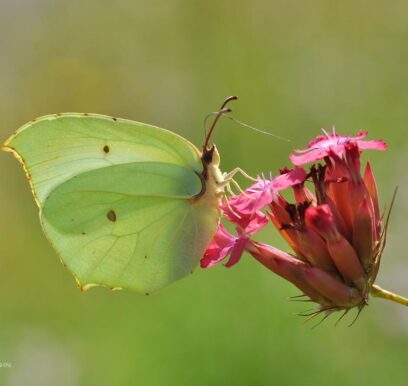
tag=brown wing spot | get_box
[112,117,117,121]
[103,145,110,154]
[107,209,116,222]
[84,113,89,116]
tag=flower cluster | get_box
[201,129,402,316]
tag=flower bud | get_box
[306,205,366,290]
[363,162,381,233]
[352,198,375,272]
[303,267,362,308]
[249,242,330,306]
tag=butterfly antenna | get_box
[203,112,217,139]
[203,96,237,150]
[224,116,291,142]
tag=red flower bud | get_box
[303,267,362,308]
[352,198,375,272]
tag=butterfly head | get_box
[201,144,220,168]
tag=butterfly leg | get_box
[217,168,256,190]
[216,191,242,219]
[218,177,247,197]
[223,167,257,182]
[226,182,236,197]
[218,168,255,199]
[228,178,252,198]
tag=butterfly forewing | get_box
[4,114,203,204]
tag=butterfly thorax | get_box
[193,145,224,209]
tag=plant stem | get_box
[371,284,408,306]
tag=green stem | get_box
[371,284,408,306]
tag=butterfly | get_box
[3,96,244,293]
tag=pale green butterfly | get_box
[3,96,250,293]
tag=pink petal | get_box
[272,167,307,190]
[290,149,327,166]
[356,139,387,151]
[224,237,248,268]
[200,248,228,268]
[200,224,235,268]
[290,129,387,166]
[200,224,251,268]
[224,193,260,217]
[230,168,307,214]
[221,169,306,234]
[244,178,273,211]
[244,212,269,234]
[222,203,269,235]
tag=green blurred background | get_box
[1,1,408,385]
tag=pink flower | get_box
[202,168,307,269]
[265,132,388,312]
[223,167,307,219]
[222,188,269,231]
[200,225,249,268]
[290,128,387,166]
[201,129,408,317]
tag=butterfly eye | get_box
[202,146,215,164]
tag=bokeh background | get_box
[1,1,408,385]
